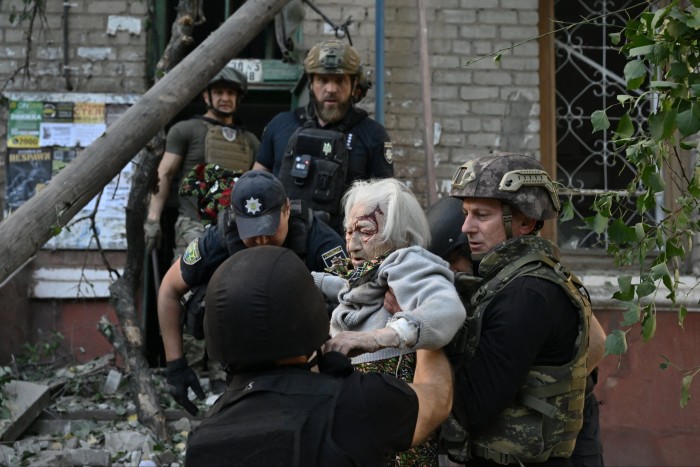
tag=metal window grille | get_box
[554,0,653,249]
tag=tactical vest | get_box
[444,236,592,465]
[185,368,357,466]
[202,118,255,174]
[277,106,366,219]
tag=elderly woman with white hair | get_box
[313,178,465,464]
[314,177,466,364]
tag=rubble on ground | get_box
[0,352,220,467]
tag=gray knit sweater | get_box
[312,245,466,363]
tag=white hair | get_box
[342,178,430,249]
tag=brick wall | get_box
[301,0,541,205]
[0,0,148,94]
[0,0,149,212]
[0,0,543,209]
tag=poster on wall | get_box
[4,95,139,250]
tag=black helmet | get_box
[450,152,560,220]
[208,67,248,97]
[425,196,469,259]
[204,246,329,368]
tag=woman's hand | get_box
[323,328,400,358]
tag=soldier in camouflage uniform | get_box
[416,195,606,467]
[444,153,593,467]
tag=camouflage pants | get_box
[356,353,439,467]
[182,331,227,385]
[174,215,205,258]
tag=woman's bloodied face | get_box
[344,203,391,267]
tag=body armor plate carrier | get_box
[278,106,366,219]
[203,119,255,174]
[443,236,592,465]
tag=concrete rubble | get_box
[0,352,219,467]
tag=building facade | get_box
[0,1,698,464]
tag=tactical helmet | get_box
[204,246,329,369]
[426,196,469,259]
[207,67,248,96]
[353,64,372,103]
[304,40,361,76]
[450,152,560,221]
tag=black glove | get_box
[166,357,205,415]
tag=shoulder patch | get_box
[183,238,202,265]
[321,246,347,268]
[384,142,394,164]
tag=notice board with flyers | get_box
[4,92,140,250]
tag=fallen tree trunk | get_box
[0,0,291,285]
[98,0,200,440]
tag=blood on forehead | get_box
[353,204,384,228]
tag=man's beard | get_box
[312,95,351,125]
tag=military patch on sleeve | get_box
[183,238,202,265]
[384,142,394,164]
[321,246,347,268]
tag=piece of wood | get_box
[0,380,51,442]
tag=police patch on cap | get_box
[244,197,262,215]
[321,246,346,268]
[384,142,394,164]
[183,238,202,265]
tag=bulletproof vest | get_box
[443,272,482,363]
[202,118,255,174]
[443,236,592,465]
[185,367,357,466]
[277,106,366,219]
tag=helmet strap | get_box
[502,203,513,239]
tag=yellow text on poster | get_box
[74,102,105,124]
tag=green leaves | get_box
[624,60,647,89]
[677,101,700,136]
[605,330,628,355]
[591,110,610,132]
[681,374,694,408]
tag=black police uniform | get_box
[185,355,418,466]
[256,106,394,186]
[180,212,346,288]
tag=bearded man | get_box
[253,40,394,233]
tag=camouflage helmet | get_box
[304,40,361,76]
[450,152,560,221]
[426,196,469,260]
[207,67,248,96]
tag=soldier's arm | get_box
[157,259,190,361]
[408,348,453,446]
[147,151,182,222]
[252,161,270,172]
[588,313,606,374]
